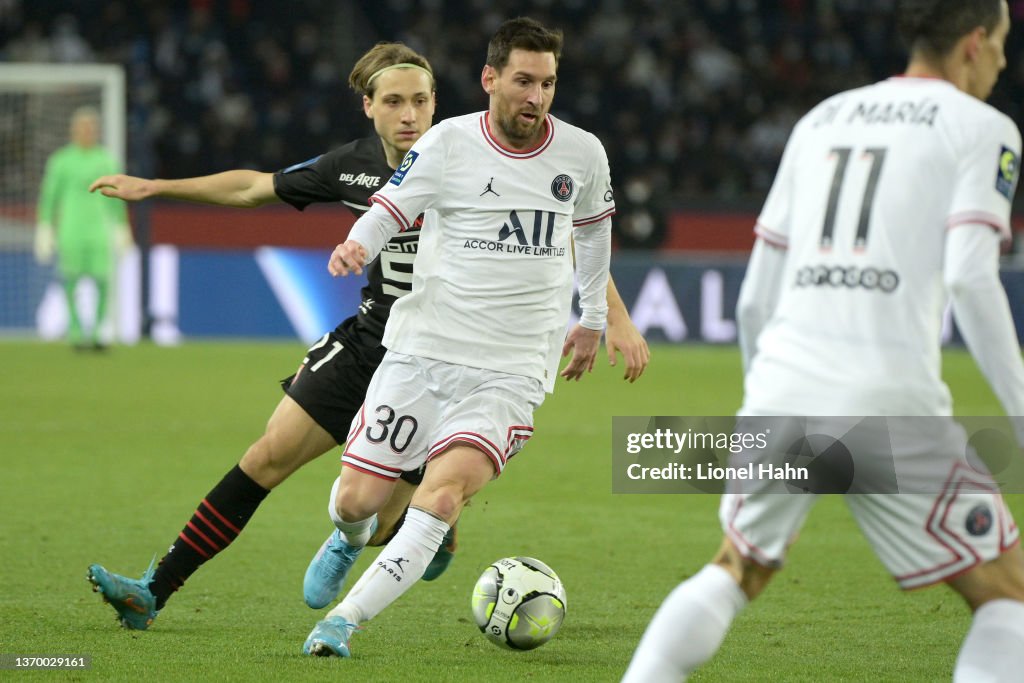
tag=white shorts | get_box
[720,416,1020,589]
[341,351,545,480]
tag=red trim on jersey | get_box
[346,405,366,446]
[342,452,403,475]
[573,208,616,227]
[947,211,1010,239]
[893,463,1006,589]
[429,431,505,467]
[479,112,555,159]
[754,224,788,249]
[505,426,534,457]
[723,496,778,567]
[369,194,412,232]
[341,459,401,481]
[754,222,788,247]
[994,494,1017,552]
[346,405,367,449]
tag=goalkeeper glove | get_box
[113,223,134,253]
[34,222,55,264]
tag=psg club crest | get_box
[965,504,993,537]
[550,174,574,202]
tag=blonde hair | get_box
[349,42,435,98]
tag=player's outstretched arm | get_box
[605,276,649,382]
[560,324,602,381]
[89,170,279,208]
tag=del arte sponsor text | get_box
[626,428,770,455]
[627,462,809,481]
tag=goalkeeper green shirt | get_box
[37,144,126,250]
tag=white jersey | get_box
[363,112,615,392]
[745,77,1021,415]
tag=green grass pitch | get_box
[1,340,1019,681]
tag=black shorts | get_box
[280,317,425,486]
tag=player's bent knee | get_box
[410,486,462,525]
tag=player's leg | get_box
[91,274,109,347]
[949,534,1024,681]
[61,273,84,346]
[88,322,365,628]
[88,394,334,628]
[303,466,396,608]
[369,478,417,545]
[844,450,1024,682]
[149,395,334,600]
[85,243,112,347]
[623,490,814,682]
[305,358,536,656]
[368,469,460,581]
[307,444,488,654]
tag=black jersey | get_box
[273,136,419,339]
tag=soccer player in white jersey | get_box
[624,1,1024,681]
[301,17,615,657]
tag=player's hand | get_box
[328,240,368,277]
[89,174,152,201]
[605,315,649,382]
[34,222,55,265]
[113,223,134,253]
[560,324,601,381]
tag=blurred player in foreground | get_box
[624,1,1024,681]
[86,42,648,631]
[35,106,132,349]
[303,16,619,658]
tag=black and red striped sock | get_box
[148,464,269,610]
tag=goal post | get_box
[0,62,139,342]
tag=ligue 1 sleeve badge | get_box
[550,174,574,202]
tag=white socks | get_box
[622,564,747,682]
[327,507,449,625]
[954,598,1024,682]
[327,475,376,547]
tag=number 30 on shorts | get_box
[364,404,419,453]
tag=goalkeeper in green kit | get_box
[35,107,132,349]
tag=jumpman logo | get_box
[480,177,500,196]
[387,556,409,573]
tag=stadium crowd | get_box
[4,0,1024,238]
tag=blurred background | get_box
[2,0,1024,344]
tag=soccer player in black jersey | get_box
[86,42,649,630]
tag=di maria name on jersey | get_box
[746,76,1021,415]
[273,135,420,338]
[360,112,615,391]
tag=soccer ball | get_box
[471,556,567,650]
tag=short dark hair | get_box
[897,0,1003,57]
[486,17,563,71]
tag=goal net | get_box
[0,63,136,341]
